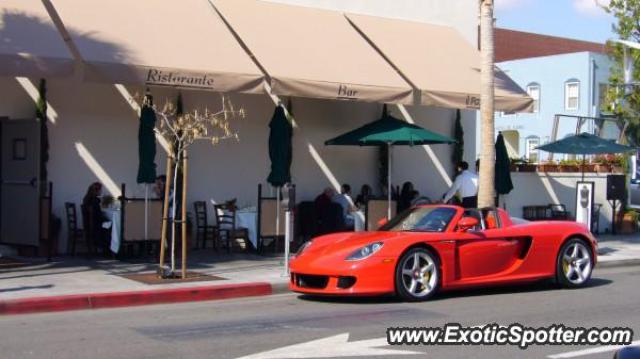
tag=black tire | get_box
[555,238,593,288]
[395,247,441,302]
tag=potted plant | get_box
[558,159,580,173]
[609,154,626,173]
[594,155,612,173]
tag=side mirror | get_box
[377,217,389,228]
[457,216,479,232]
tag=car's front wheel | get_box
[556,238,593,288]
[395,247,441,302]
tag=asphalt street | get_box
[0,265,638,359]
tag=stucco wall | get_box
[502,172,615,233]
[0,76,475,253]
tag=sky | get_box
[495,0,615,43]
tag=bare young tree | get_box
[153,95,246,278]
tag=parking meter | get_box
[281,184,295,276]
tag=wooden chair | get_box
[257,184,286,253]
[591,203,602,234]
[214,203,250,253]
[193,201,218,250]
[548,203,569,220]
[365,199,397,231]
[65,202,85,256]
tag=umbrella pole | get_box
[276,189,280,245]
[387,143,392,220]
[582,154,586,182]
[145,185,148,241]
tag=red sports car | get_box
[289,205,597,301]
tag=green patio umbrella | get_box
[137,97,157,183]
[495,132,514,206]
[326,106,455,219]
[537,133,636,181]
[137,94,157,240]
[266,105,293,248]
[267,105,292,187]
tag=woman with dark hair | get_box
[355,184,373,208]
[397,181,415,212]
[82,182,108,252]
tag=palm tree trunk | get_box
[478,0,496,208]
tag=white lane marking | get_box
[548,340,640,358]
[234,333,421,359]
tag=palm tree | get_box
[478,0,496,208]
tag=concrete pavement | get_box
[0,265,638,359]
[0,233,638,314]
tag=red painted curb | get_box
[0,282,273,315]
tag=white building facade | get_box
[0,0,483,253]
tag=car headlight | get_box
[296,241,312,256]
[346,242,384,261]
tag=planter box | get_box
[538,164,559,172]
[595,164,612,173]
[559,165,580,173]
[517,164,537,172]
[618,213,639,234]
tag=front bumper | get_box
[289,256,396,295]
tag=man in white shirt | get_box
[442,161,479,208]
[333,184,356,227]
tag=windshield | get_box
[380,206,457,232]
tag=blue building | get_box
[491,30,616,162]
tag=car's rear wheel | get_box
[395,247,441,302]
[556,238,593,288]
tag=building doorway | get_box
[0,118,42,247]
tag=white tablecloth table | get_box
[235,210,258,249]
[102,209,121,254]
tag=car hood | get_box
[301,231,441,258]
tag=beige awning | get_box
[50,0,265,93]
[347,14,534,112]
[0,0,74,77]
[212,0,413,104]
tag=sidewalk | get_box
[0,234,638,315]
[595,233,640,267]
[0,250,291,314]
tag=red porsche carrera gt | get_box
[289,205,597,301]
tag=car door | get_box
[455,210,523,280]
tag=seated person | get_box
[355,184,372,208]
[332,184,356,228]
[397,181,415,212]
[314,187,335,212]
[82,182,109,252]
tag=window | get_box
[565,81,580,110]
[526,84,540,112]
[525,136,540,163]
